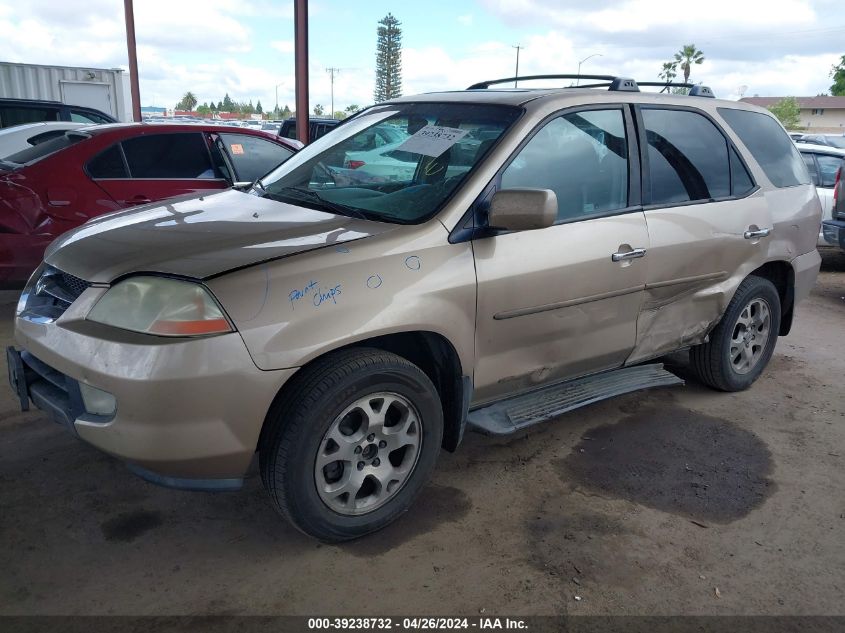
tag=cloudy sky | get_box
[0,0,842,113]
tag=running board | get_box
[467,364,683,436]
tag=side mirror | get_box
[488,188,557,232]
[233,181,253,190]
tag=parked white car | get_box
[0,121,86,158]
[796,142,845,246]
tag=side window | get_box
[217,133,294,182]
[641,109,730,205]
[87,145,128,179]
[801,153,819,186]
[121,133,214,178]
[0,106,58,128]
[70,109,112,124]
[730,146,755,195]
[816,155,844,188]
[718,108,810,188]
[501,109,628,222]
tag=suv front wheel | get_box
[259,348,443,542]
[690,275,781,392]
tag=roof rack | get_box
[467,74,716,98]
[637,82,715,98]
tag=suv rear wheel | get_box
[259,348,443,542]
[690,275,781,392]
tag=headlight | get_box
[87,276,233,337]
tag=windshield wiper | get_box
[267,187,374,220]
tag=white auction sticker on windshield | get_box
[396,125,469,157]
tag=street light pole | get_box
[576,53,603,86]
[512,45,523,88]
[294,0,309,144]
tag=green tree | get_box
[196,103,211,115]
[176,91,198,111]
[374,13,402,102]
[768,97,802,129]
[281,104,292,119]
[658,61,677,86]
[345,104,361,114]
[673,44,705,83]
[222,93,235,111]
[217,100,224,110]
[333,111,347,120]
[256,100,263,115]
[830,55,845,96]
[313,104,325,116]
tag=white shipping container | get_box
[0,61,131,121]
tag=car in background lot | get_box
[278,116,342,143]
[6,78,821,541]
[0,121,87,158]
[795,143,845,246]
[797,134,845,149]
[0,98,116,128]
[0,123,298,286]
[822,163,845,251]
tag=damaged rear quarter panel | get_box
[206,221,477,374]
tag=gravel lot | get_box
[1,250,843,616]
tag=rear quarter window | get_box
[4,132,87,164]
[718,108,810,188]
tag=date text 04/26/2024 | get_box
[307,617,528,630]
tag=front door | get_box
[472,107,649,404]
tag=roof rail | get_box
[468,74,620,90]
[467,75,716,97]
[637,82,716,97]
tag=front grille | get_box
[19,265,91,322]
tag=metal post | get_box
[123,0,142,122]
[512,45,522,88]
[294,0,309,144]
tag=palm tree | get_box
[178,91,198,111]
[673,44,705,83]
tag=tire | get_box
[259,347,443,542]
[690,275,781,392]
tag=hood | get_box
[45,189,397,283]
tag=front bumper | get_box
[821,220,845,252]
[10,287,295,488]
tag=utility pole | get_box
[123,0,142,121]
[512,45,523,88]
[326,67,341,119]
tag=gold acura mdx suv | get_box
[8,76,821,541]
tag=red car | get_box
[0,123,298,287]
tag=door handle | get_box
[131,195,152,204]
[744,228,771,240]
[612,248,647,262]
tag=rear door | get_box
[89,132,228,207]
[629,105,769,363]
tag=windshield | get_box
[257,102,521,224]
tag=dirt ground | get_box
[0,251,843,617]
